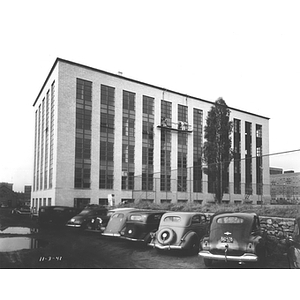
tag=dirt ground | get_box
[0,208,289,269]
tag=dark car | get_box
[38,206,81,227]
[149,212,208,254]
[199,212,267,267]
[66,205,109,229]
[120,210,166,244]
[286,216,300,268]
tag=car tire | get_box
[157,228,175,245]
[204,258,213,267]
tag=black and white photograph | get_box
[0,0,299,296]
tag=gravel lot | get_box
[0,208,289,269]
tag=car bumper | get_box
[198,250,258,262]
[101,232,121,237]
[149,241,183,250]
[121,236,145,242]
[66,224,82,228]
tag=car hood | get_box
[68,215,85,223]
[104,217,126,234]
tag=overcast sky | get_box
[1,0,300,191]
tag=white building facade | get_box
[31,58,271,209]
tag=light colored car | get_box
[149,212,208,253]
[102,208,138,237]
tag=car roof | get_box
[39,206,75,209]
[163,211,205,216]
[128,210,166,215]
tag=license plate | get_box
[221,236,233,243]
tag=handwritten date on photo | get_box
[39,256,63,262]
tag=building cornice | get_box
[33,57,270,120]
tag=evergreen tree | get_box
[203,97,233,203]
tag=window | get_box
[193,109,203,192]
[142,96,154,191]
[99,85,115,190]
[122,90,135,190]
[160,100,172,192]
[164,216,181,222]
[217,216,244,224]
[75,78,92,189]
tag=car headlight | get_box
[70,218,75,222]
[202,238,210,250]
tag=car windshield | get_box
[216,216,244,224]
[164,216,181,222]
[112,213,125,219]
[78,209,93,216]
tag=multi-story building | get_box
[270,169,300,203]
[31,58,271,209]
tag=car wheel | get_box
[204,258,213,267]
[188,237,200,255]
[157,228,175,245]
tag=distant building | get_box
[0,182,17,207]
[31,58,271,210]
[0,183,31,207]
[270,167,283,175]
[270,170,300,203]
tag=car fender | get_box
[181,231,199,249]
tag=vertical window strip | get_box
[177,105,188,192]
[33,110,37,191]
[160,100,172,191]
[49,81,55,189]
[142,95,154,191]
[75,78,92,189]
[122,90,135,190]
[245,121,252,195]
[234,119,241,194]
[37,105,41,190]
[40,99,44,190]
[100,84,115,189]
[193,108,203,193]
[44,91,49,189]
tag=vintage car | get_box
[286,216,300,268]
[120,210,166,244]
[149,212,208,253]
[66,205,108,229]
[85,207,137,232]
[199,212,267,267]
[11,206,31,215]
[102,208,138,237]
[38,206,82,227]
